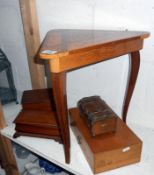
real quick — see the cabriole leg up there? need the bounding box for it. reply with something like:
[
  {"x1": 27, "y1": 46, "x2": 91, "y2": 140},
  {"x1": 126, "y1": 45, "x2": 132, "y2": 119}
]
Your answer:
[{"x1": 122, "y1": 51, "x2": 140, "y2": 123}]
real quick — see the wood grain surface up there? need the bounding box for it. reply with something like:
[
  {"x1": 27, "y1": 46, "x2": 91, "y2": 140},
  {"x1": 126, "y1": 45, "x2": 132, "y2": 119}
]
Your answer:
[{"x1": 39, "y1": 29, "x2": 149, "y2": 72}]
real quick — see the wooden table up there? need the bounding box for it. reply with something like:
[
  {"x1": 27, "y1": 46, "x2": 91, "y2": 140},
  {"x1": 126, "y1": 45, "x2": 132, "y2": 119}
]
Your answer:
[{"x1": 39, "y1": 29, "x2": 149, "y2": 164}]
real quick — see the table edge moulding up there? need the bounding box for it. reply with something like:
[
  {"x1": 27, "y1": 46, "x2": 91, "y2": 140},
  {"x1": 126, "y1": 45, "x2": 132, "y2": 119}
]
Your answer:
[{"x1": 39, "y1": 29, "x2": 150, "y2": 164}]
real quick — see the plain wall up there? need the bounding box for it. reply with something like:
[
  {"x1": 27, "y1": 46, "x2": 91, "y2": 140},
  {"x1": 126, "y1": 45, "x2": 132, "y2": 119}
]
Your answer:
[{"x1": 0, "y1": 0, "x2": 32, "y2": 94}]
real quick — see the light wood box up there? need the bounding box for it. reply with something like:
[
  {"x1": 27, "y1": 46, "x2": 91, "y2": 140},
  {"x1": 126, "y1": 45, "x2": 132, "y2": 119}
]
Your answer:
[{"x1": 69, "y1": 108, "x2": 142, "y2": 174}]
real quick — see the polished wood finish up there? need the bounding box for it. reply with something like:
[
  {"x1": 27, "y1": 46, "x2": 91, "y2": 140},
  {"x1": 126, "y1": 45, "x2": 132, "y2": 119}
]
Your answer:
[
  {"x1": 0, "y1": 103, "x2": 20, "y2": 175},
  {"x1": 82, "y1": 114, "x2": 117, "y2": 137},
  {"x1": 13, "y1": 110, "x2": 61, "y2": 142},
  {"x1": 69, "y1": 108, "x2": 142, "y2": 173},
  {"x1": 52, "y1": 72, "x2": 70, "y2": 163},
  {"x1": 40, "y1": 29, "x2": 149, "y2": 73},
  {"x1": 22, "y1": 88, "x2": 55, "y2": 111},
  {"x1": 14, "y1": 89, "x2": 61, "y2": 142},
  {"x1": 39, "y1": 29, "x2": 149, "y2": 164},
  {"x1": 19, "y1": 0, "x2": 45, "y2": 89},
  {"x1": 122, "y1": 51, "x2": 140, "y2": 122},
  {"x1": 78, "y1": 96, "x2": 118, "y2": 136}
]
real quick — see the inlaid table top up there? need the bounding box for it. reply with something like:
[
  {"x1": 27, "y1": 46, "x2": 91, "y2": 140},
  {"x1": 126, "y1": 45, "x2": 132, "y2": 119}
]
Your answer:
[{"x1": 39, "y1": 29, "x2": 149, "y2": 73}]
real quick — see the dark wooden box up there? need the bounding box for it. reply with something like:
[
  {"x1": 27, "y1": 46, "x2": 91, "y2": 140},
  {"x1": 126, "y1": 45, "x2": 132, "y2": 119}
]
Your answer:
[
  {"x1": 21, "y1": 88, "x2": 55, "y2": 111},
  {"x1": 69, "y1": 108, "x2": 142, "y2": 174},
  {"x1": 13, "y1": 110, "x2": 61, "y2": 143},
  {"x1": 78, "y1": 96, "x2": 117, "y2": 136}
]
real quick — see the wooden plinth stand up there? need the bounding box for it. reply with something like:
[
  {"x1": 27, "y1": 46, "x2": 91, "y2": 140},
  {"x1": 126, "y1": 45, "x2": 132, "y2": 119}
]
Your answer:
[
  {"x1": 13, "y1": 110, "x2": 62, "y2": 143},
  {"x1": 13, "y1": 89, "x2": 62, "y2": 143}
]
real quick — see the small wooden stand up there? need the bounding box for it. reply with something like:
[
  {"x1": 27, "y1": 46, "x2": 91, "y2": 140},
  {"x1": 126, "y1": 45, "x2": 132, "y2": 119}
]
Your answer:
[
  {"x1": 13, "y1": 110, "x2": 62, "y2": 143},
  {"x1": 13, "y1": 89, "x2": 62, "y2": 143}
]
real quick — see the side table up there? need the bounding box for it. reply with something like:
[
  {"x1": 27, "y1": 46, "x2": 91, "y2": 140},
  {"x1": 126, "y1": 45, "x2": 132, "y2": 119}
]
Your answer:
[{"x1": 39, "y1": 29, "x2": 149, "y2": 163}]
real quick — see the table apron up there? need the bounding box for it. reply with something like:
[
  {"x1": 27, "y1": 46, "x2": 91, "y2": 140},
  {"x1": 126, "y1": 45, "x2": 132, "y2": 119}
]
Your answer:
[{"x1": 49, "y1": 38, "x2": 143, "y2": 73}]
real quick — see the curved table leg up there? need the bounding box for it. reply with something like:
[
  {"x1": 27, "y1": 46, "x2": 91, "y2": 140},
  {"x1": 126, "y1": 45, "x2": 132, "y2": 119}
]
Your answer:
[
  {"x1": 52, "y1": 72, "x2": 70, "y2": 164},
  {"x1": 122, "y1": 51, "x2": 140, "y2": 123}
]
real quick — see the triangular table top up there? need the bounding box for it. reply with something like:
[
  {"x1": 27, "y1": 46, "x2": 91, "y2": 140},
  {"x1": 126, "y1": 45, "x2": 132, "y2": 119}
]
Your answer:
[{"x1": 39, "y1": 29, "x2": 149, "y2": 73}]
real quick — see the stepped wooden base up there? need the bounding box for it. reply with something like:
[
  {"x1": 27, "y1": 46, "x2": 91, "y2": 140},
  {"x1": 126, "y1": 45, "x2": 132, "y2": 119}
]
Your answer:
[
  {"x1": 13, "y1": 132, "x2": 62, "y2": 143},
  {"x1": 13, "y1": 110, "x2": 62, "y2": 143},
  {"x1": 69, "y1": 108, "x2": 142, "y2": 174}
]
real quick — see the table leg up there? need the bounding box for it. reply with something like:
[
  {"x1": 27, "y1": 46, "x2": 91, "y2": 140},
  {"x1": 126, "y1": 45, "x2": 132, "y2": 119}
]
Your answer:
[
  {"x1": 52, "y1": 72, "x2": 70, "y2": 164},
  {"x1": 122, "y1": 51, "x2": 140, "y2": 123}
]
